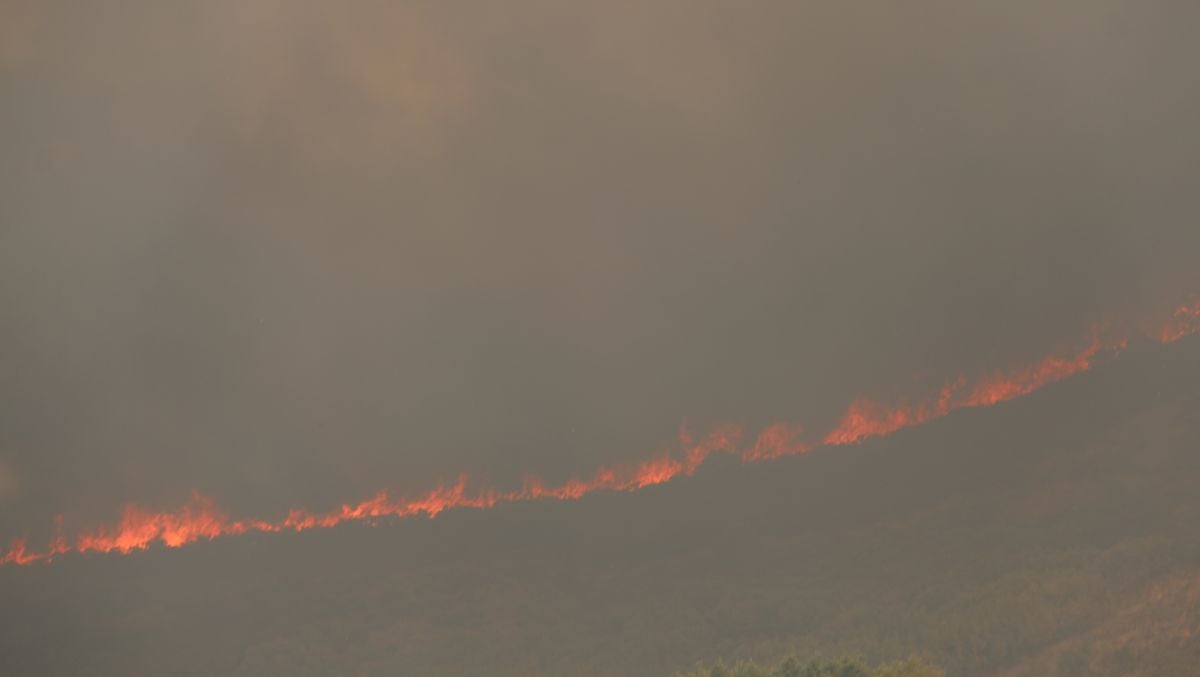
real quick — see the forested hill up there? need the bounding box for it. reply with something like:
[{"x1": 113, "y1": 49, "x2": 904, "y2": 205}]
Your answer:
[
  {"x1": 2, "y1": 336, "x2": 1199, "y2": 676},
  {"x1": 666, "y1": 335, "x2": 1200, "y2": 677}
]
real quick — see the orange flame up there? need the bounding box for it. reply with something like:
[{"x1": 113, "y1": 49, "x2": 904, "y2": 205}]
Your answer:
[
  {"x1": 742, "y1": 423, "x2": 810, "y2": 461},
  {"x1": 0, "y1": 539, "x2": 38, "y2": 566},
  {"x1": 2, "y1": 301, "x2": 1196, "y2": 567},
  {"x1": 1159, "y1": 302, "x2": 1200, "y2": 344},
  {"x1": 822, "y1": 334, "x2": 1118, "y2": 446}
]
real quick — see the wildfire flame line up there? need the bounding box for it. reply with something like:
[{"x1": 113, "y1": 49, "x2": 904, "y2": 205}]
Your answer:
[{"x1": 3, "y1": 301, "x2": 1197, "y2": 567}]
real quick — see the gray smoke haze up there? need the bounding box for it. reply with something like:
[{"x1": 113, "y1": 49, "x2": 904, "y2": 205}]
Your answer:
[{"x1": 2, "y1": 0, "x2": 1199, "y2": 544}]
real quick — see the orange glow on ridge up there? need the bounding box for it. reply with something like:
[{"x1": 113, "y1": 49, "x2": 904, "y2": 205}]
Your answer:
[
  {"x1": 3, "y1": 301, "x2": 1197, "y2": 567},
  {"x1": 822, "y1": 334, "x2": 1117, "y2": 446}
]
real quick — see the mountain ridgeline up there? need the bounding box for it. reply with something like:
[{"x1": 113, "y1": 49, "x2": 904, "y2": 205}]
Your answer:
[{"x1": 1, "y1": 336, "x2": 1198, "y2": 675}]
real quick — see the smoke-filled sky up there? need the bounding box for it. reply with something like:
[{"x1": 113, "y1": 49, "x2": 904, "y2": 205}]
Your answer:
[{"x1": 2, "y1": 0, "x2": 1199, "y2": 550}]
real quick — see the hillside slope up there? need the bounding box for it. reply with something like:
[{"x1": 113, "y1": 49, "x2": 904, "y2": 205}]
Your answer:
[{"x1": 1, "y1": 336, "x2": 1198, "y2": 676}]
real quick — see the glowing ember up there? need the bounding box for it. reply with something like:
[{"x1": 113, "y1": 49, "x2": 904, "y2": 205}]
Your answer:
[{"x1": 1160, "y1": 302, "x2": 1200, "y2": 344}]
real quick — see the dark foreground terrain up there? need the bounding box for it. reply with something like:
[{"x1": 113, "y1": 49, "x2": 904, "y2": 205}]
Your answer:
[{"x1": 2, "y1": 336, "x2": 1199, "y2": 676}]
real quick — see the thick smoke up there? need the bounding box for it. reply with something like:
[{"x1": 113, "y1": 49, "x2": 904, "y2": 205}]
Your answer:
[{"x1": 2, "y1": 0, "x2": 1200, "y2": 547}]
